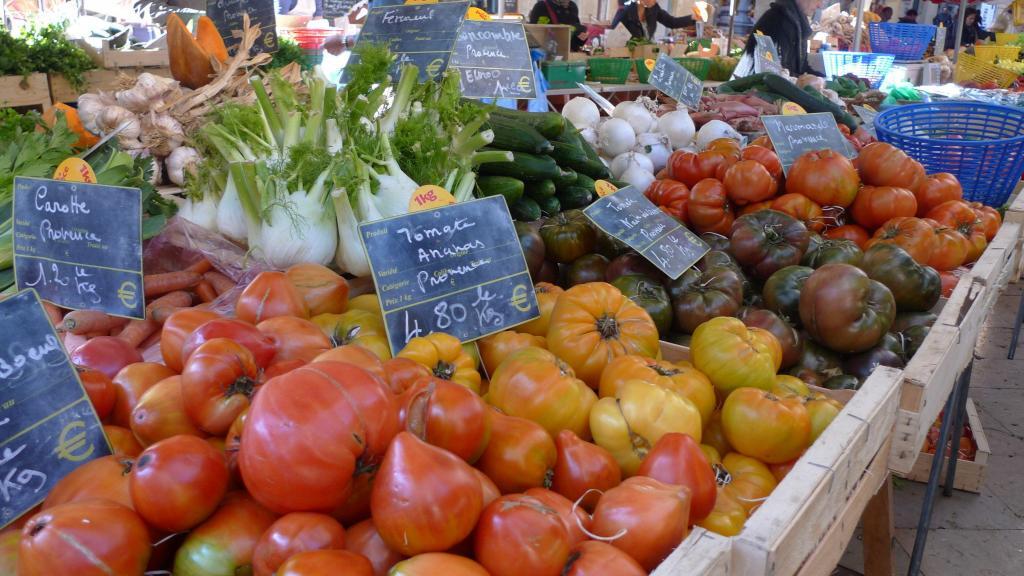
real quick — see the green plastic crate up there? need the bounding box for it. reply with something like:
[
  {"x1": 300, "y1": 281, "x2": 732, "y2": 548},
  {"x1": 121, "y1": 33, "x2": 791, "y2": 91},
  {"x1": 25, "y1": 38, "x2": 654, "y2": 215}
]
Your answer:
[
  {"x1": 635, "y1": 58, "x2": 653, "y2": 83},
  {"x1": 542, "y1": 60, "x2": 587, "y2": 89},
  {"x1": 588, "y1": 57, "x2": 632, "y2": 84},
  {"x1": 675, "y1": 57, "x2": 711, "y2": 81}
]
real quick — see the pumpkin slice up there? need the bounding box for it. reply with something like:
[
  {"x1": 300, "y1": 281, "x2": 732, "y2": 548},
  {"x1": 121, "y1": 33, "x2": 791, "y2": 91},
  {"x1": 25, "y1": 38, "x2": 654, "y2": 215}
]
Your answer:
[
  {"x1": 195, "y1": 16, "x2": 229, "y2": 64},
  {"x1": 44, "y1": 103, "x2": 100, "y2": 148},
  {"x1": 167, "y1": 13, "x2": 214, "y2": 90}
]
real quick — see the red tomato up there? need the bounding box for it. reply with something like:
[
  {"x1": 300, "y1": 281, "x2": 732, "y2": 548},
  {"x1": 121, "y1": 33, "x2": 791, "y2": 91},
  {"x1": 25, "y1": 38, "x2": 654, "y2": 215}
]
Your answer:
[
  {"x1": 258, "y1": 316, "x2": 332, "y2": 364},
  {"x1": 474, "y1": 494, "x2": 571, "y2": 576},
  {"x1": 344, "y1": 519, "x2": 406, "y2": 576},
  {"x1": 850, "y1": 186, "x2": 918, "y2": 230},
  {"x1": 723, "y1": 160, "x2": 778, "y2": 206},
  {"x1": 397, "y1": 376, "x2": 491, "y2": 463},
  {"x1": 110, "y1": 362, "x2": 176, "y2": 428},
  {"x1": 687, "y1": 178, "x2": 735, "y2": 235},
  {"x1": 182, "y1": 318, "x2": 277, "y2": 369},
  {"x1": 276, "y1": 550, "x2": 373, "y2": 576},
  {"x1": 181, "y1": 338, "x2": 259, "y2": 435},
  {"x1": 0, "y1": 528, "x2": 17, "y2": 576},
  {"x1": 70, "y1": 336, "x2": 143, "y2": 379},
  {"x1": 261, "y1": 358, "x2": 307, "y2": 382},
  {"x1": 332, "y1": 472, "x2": 373, "y2": 526},
  {"x1": 130, "y1": 375, "x2": 205, "y2": 446},
  {"x1": 925, "y1": 222, "x2": 970, "y2": 271},
  {"x1": 786, "y1": 150, "x2": 860, "y2": 208},
  {"x1": 971, "y1": 202, "x2": 1001, "y2": 241},
  {"x1": 824, "y1": 224, "x2": 870, "y2": 248},
  {"x1": 43, "y1": 455, "x2": 134, "y2": 510},
  {"x1": 253, "y1": 513, "x2": 347, "y2": 576},
  {"x1": 636, "y1": 432, "x2": 717, "y2": 522},
  {"x1": 474, "y1": 468, "x2": 501, "y2": 507},
  {"x1": 940, "y1": 270, "x2": 960, "y2": 297},
  {"x1": 524, "y1": 488, "x2": 591, "y2": 546},
  {"x1": 76, "y1": 366, "x2": 115, "y2": 421},
  {"x1": 551, "y1": 429, "x2": 622, "y2": 511},
  {"x1": 314, "y1": 345, "x2": 386, "y2": 380},
  {"x1": 129, "y1": 434, "x2": 229, "y2": 532},
  {"x1": 389, "y1": 553, "x2": 489, "y2": 575},
  {"x1": 224, "y1": 409, "x2": 247, "y2": 489},
  {"x1": 371, "y1": 432, "x2": 483, "y2": 555},
  {"x1": 914, "y1": 173, "x2": 963, "y2": 216},
  {"x1": 667, "y1": 151, "x2": 720, "y2": 187},
  {"x1": 645, "y1": 179, "x2": 691, "y2": 224},
  {"x1": 19, "y1": 500, "x2": 150, "y2": 575},
  {"x1": 857, "y1": 141, "x2": 926, "y2": 191},
  {"x1": 771, "y1": 193, "x2": 825, "y2": 233},
  {"x1": 741, "y1": 145, "x2": 783, "y2": 179},
  {"x1": 241, "y1": 362, "x2": 398, "y2": 514},
  {"x1": 382, "y1": 357, "x2": 432, "y2": 395},
  {"x1": 590, "y1": 477, "x2": 690, "y2": 571},
  {"x1": 236, "y1": 270, "x2": 309, "y2": 323},
  {"x1": 103, "y1": 425, "x2": 143, "y2": 458},
  {"x1": 562, "y1": 541, "x2": 646, "y2": 576},
  {"x1": 160, "y1": 309, "x2": 220, "y2": 372},
  {"x1": 285, "y1": 263, "x2": 350, "y2": 316},
  {"x1": 173, "y1": 492, "x2": 278, "y2": 575},
  {"x1": 477, "y1": 409, "x2": 557, "y2": 494},
  {"x1": 866, "y1": 216, "x2": 937, "y2": 265}
]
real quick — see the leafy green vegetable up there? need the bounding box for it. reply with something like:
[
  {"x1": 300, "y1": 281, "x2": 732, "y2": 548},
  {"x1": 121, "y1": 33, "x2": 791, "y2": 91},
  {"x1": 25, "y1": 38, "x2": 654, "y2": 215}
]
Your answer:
[
  {"x1": 0, "y1": 23, "x2": 95, "y2": 90},
  {"x1": 269, "y1": 37, "x2": 311, "y2": 71},
  {"x1": 0, "y1": 108, "x2": 40, "y2": 142}
]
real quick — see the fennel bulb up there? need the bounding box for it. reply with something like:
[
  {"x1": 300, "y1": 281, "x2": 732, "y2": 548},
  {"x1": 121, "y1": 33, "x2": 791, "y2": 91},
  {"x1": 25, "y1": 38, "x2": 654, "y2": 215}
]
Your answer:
[
  {"x1": 261, "y1": 192, "x2": 337, "y2": 268},
  {"x1": 178, "y1": 196, "x2": 219, "y2": 232},
  {"x1": 333, "y1": 189, "x2": 371, "y2": 277},
  {"x1": 217, "y1": 172, "x2": 248, "y2": 245}
]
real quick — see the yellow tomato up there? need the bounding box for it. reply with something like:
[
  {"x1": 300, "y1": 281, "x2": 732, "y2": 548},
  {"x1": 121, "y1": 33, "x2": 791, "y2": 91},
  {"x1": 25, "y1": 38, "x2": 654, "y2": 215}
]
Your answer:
[
  {"x1": 398, "y1": 333, "x2": 481, "y2": 394},
  {"x1": 721, "y1": 388, "x2": 811, "y2": 464},
  {"x1": 598, "y1": 355, "x2": 716, "y2": 426},
  {"x1": 691, "y1": 317, "x2": 781, "y2": 395},
  {"x1": 310, "y1": 309, "x2": 391, "y2": 360}
]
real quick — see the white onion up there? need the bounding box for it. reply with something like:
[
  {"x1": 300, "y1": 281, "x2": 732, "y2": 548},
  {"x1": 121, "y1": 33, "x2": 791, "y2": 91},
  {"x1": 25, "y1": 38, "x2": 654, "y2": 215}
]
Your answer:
[
  {"x1": 562, "y1": 97, "x2": 601, "y2": 129},
  {"x1": 612, "y1": 101, "x2": 655, "y2": 135},
  {"x1": 620, "y1": 165, "x2": 656, "y2": 191},
  {"x1": 658, "y1": 111, "x2": 696, "y2": 149},
  {"x1": 695, "y1": 120, "x2": 742, "y2": 150},
  {"x1": 579, "y1": 127, "x2": 598, "y2": 147},
  {"x1": 610, "y1": 151, "x2": 654, "y2": 179},
  {"x1": 598, "y1": 118, "x2": 636, "y2": 158},
  {"x1": 634, "y1": 133, "x2": 671, "y2": 172}
]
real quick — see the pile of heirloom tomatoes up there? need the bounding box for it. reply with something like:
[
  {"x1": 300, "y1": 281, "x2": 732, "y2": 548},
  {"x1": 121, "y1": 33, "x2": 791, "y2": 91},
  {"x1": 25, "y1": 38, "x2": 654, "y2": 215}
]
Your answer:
[{"x1": 6, "y1": 260, "x2": 846, "y2": 576}]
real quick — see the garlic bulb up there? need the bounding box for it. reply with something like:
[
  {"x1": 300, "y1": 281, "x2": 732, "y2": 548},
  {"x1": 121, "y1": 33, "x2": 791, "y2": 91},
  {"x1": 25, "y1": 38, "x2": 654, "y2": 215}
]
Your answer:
[
  {"x1": 141, "y1": 113, "x2": 185, "y2": 157},
  {"x1": 166, "y1": 146, "x2": 201, "y2": 186},
  {"x1": 97, "y1": 106, "x2": 141, "y2": 140},
  {"x1": 76, "y1": 94, "x2": 106, "y2": 134},
  {"x1": 116, "y1": 74, "x2": 180, "y2": 113}
]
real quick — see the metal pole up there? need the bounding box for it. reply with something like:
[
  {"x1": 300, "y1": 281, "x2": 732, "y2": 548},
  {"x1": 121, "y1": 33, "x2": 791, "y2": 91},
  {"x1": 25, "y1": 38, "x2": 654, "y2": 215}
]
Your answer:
[
  {"x1": 726, "y1": 0, "x2": 736, "y2": 54},
  {"x1": 953, "y1": 0, "x2": 969, "y2": 64},
  {"x1": 853, "y1": 0, "x2": 868, "y2": 51}
]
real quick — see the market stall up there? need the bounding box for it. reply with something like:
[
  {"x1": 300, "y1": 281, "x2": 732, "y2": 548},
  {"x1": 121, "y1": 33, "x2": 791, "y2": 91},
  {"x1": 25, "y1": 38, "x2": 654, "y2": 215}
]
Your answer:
[{"x1": 1, "y1": 2, "x2": 1022, "y2": 576}]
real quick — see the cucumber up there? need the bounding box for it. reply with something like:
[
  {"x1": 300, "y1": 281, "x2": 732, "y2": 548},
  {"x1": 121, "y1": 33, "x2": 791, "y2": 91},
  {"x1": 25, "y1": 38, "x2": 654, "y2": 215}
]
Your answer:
[
  {"x1": 477, "y1": 150, "x2": 562, "y2": 181},
  {"x1": 510, "y1": 197, "x2": 542, "y2": 221},
  {"x1": 477, "y1": 175, "x2": 524, "y2": 204},
  {"x1": 719, "y1": 72, "x2": 768, "y2": 93},
  {"x1": 549, "y1": 142, "x2": 609, "y2": 179},
  {"x1": 525, "y1": 179, "x2": 557, "y2": 199},
  {"x1": 762, "y1": 74, "x2": 858, "y2": 130},
  {"x1": 536, "y1": 195, "x2": 561, "y2": 216},
  {"x1": 485, "y1": 115, "x2": 553, "y2": 154},
  {"x1": 557, "y1": 187, "x2": 594, "y2": 209},
  {"x1": 488, "y1": 108, "x2": 566, "y2": 140},
  {"x1": 556, "y1": 123, "x2": 608, "y2": 171},
  {"x1": 552, "y1": 168, "x2": 579, "y2": 188},
  {"x1": 574, "y1": 173, "x2": 596, "y2": 192}
]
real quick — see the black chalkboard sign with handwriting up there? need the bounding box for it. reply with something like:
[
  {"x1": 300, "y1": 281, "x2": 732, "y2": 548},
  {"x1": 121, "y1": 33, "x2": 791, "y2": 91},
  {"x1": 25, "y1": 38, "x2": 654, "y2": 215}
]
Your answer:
[
  {"x1": 583, "y1": 186, "x2": 709, "y2": 280},
  {"x1": 343, "y1": 1, "x2": 469, "y2": 84},
  {"x1": 206, "y1": 0, "x2": 278, "y2": 55},
  {"x1": 359, "y1": 195, "x2": 539, "y2": 355},
  {"x1": 0, "y1": 289, "x2": 110, "y2": 529},
  {"x1": 762, "y1": 112, "x2": 856, "y2": 174},
  {"x1": 13, "y1": 177, "x2": 145, "y2": 319},
  {"x1": 449, "y1": 20, "x2": 536, "y2": 99},
  {"x1": 753, "y1": 33, "x2": 784, "y2": 74},
  {"x1": 323, "y1": 0, "x2": 358, "y2": 19},
  {"x1": 649, "y1": 53, "x2": 703, "y2": 110}
]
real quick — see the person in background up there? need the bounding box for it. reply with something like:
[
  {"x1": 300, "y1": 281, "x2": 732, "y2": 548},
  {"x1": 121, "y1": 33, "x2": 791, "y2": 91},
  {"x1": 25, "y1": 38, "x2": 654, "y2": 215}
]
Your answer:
[
  {"x1": 611, "y1": 0, "x2": 703, "y2": 41},
  {"x1": 610, "y1": 0, "x2": 629, "y2": 29},
  {"x1": 898, "y1": 8, "x2": 918, "y2": 24},
  {"x1": 933, "y1": 4, "x2": 957, "y2": 51},
  {"x1": 879, "y1": 6, "x2": 893, "y2": 22},
  {"x1": 961, "y1": 6, "x2": 995, "y2": 46},
  {"x1": 745, "y1": 0, "x2": 822, "y2": 76},
  {"x1": 529, "y1": 0, "x2": 589, "y2": 51}
]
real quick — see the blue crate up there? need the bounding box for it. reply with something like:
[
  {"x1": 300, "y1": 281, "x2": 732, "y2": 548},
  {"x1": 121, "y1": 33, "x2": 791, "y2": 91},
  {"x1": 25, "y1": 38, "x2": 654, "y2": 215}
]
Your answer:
[
  {"x1": 869, "y1": 23, "x2": 936, "y2": 62},
  {"x1": 822, "y1": 51, "x2": 896, "y2": 88},
  {"x1": 874, "y1": 102, "x2": 1024, "y2": 207}
]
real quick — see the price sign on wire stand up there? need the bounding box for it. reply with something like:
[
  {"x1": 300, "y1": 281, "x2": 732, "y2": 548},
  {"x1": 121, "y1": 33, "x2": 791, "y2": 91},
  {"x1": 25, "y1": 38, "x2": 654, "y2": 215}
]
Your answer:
[
  {"x1": 206, "y1": 0, "x2": 278, "y2": 54},
  {"x1": 0, "y1": 289, "x2": 110, "y2": 529},
  {"x1": 583, "y1": 186, "x2": 709, "y2": 280},
  {"x1": 449, "y1": 20, "x2": 537, "y2": 99},
  {"x1": 359, "y1": 195, "x2": 540, "y2": 356},
  {"x1": 762, "y1": 112, "x2": 856, "y2": 174},
  {"x1": 753, "y1": 33, "x2": 784, "y2": 74},
  {"x1": 648, "y1": 53, "x2": 703, "y2": 110},
  {"x1": 12, "y1": 177, "x2": 145, "y2": 319}
]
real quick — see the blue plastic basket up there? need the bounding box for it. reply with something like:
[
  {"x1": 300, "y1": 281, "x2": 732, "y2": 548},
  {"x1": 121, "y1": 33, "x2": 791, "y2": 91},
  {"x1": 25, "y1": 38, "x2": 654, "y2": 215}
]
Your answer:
[
  {"x1": 874, "y1": 102, "x2": 1024, "y2": 207},
  {"x1": 868, "y1": 23, "x2": 936, "y2": 62},
  {"x1": 821, "y1": 51, "x2": 896, "y2": 88}
]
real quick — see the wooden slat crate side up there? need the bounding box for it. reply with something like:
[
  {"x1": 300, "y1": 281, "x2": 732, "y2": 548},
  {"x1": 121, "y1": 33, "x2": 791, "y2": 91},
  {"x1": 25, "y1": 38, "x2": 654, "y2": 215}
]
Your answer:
[
  {"x1": 969, "y1": 223, "x2": 1021, "y2": 305},
  {"x1": 795, "y1": 438, "x2": 892, "y2": 576},
  {"x1": 653, "y1": 528, "x2": 732, "y2": 576},
  {"x1": 49, "y1": 68, "x2": 174, "y2": 103},
  {"x1": 0, "y1": 73, "x2": 52, "y2": 112},
  {"x1": 903, "y1": 399, "x2": 990, "y2": 493},
  {"x1": 731, "y1": 367, "x2": 902, "y2": 576}
]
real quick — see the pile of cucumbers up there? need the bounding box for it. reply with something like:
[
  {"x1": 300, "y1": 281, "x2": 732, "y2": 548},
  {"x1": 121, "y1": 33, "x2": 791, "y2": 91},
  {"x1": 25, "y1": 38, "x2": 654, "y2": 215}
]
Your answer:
[
  {"x1": 717, "y1": 72, "x2": 858, "y2": 130},
  {"x1": 474, "y1": 107, "x2": 614, "y2": 221}
]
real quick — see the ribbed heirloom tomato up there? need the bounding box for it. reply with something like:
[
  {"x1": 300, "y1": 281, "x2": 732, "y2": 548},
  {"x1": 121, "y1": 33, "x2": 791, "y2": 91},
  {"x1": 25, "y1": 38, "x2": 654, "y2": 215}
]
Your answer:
[
  {"x1": 741, "y1": 144, "x2": 783, "y2": 179},
  {"x1": 284, "y1": 262, "x2": 350, "y2": 316},
  {"x1": 252, "y1": 513, "x2": 347, "y2": 576},
  {"x1": 850, "y1": 186, "x2": 918, "y2": 230},
  {"x1": 687, "y1": 178, "x2": 735, "y2": 235},
  {"x1": 866, "y1": 216, "x2": 937, "y2": 265},
  {"x1": 722, "y1": 388, "x2": 811, "y2": 463},
  {"x1": 645, "y1": 178, "x2": 691, "y2": 223},
  {"x1": 398, "y1": 332, "x2": 481, "y2": 393},
  {"x1": 477, "y1": 330, "x2": 547, "y2": 377},
  {"x1": 724, "y1": 159, "x2": 778, "y2": 206},
  {"x1": 160, "y1": 309, "x2": 220, "y2": 372},
  {"x1": 598, "y1": 354, "x2": 715, "y2": 424},
  {"x1": 397, "y1": 375, "x2": 491, "y2": 463},
  {"x1": 771, "y1": 193, "x2": 824, "y2": 233},
  {"x1": 181, "y1": 338, "x2": 259, "y2": 435},
  {"x1": 857, "y1": 141, "x2": 926, "y2": 191},
  {"x1": 690, "y1": 316, "x2": 782, "y2": 394},
  {"x1": 786, "y1": 149, "x2": 860, "y2": 208},
  {"x1": 914, "y1": 173, "x2": 962, "y2": 216},
  {"x1": 519, "y1": 282, "x2": 564, "y2": 336},
  {"x1": 474, "y1": 494, "x2": 571, "y2": 576},
  {"x1": 236, "y1": 270, "x2": 308, "y2": 323},
  {"x1": 182, "y1": 318, "x2": 277, "y2": 368},
  {"x1": 258, "y1": 316, "x2": 332, "y2": 364}
]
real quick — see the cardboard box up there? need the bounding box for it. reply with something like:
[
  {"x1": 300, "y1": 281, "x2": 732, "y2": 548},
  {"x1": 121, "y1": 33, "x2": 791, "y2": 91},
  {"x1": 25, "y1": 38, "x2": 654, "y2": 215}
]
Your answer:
[{"x1": 524, "y1": 24, "x2": 572, "y2": 60}]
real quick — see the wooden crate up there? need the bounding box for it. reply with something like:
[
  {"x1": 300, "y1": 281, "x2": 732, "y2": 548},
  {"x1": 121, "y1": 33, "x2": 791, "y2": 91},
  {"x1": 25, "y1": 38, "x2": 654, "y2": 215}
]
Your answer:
[
  {"x1": 48, "y1": 68, "x2": 173, "y2": 104},
  {"x1": 1003, "y1": 187, "x2": 1024, "y2": 281},
  {"x1": 0, "y1": 73, "x2": 52, "y2": 113},
  {"x1": 77, "y1": 39, "x2": 169, "y2": 69},
  {"x1": 904, "y1": 398, "x2": 990, "y2": 493},
  {"x1": 654, "y1": 340, "x2": 903, "y2": 575},
  {"x1": 889, "y1": 221, "x2": 1022, "y2": 475}
]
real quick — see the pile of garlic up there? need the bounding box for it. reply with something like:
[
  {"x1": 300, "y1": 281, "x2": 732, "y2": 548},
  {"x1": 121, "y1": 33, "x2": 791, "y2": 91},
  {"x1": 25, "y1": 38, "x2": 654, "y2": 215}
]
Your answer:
[{"x1": 77, "y1": 73, "x2": 201, "y2": 187}]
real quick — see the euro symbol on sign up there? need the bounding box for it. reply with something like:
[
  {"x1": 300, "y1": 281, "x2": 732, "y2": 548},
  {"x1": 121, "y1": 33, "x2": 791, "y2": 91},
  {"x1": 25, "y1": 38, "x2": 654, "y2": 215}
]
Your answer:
[
  {"x1": 511, "y1": 284, "x2": 530, "y2": 312},
  {"x1": 55, "y1": 420, "x2": 94, "y2": 462},
  {"x1": 118, "y1": 281, "x2": 138, "y2": 309},
  {"x1": 517, "y1": 75, "x2": 532, "y2": 92},
  {"x1": 426, "y1": 58, "x2": 444, "y2": 78}
]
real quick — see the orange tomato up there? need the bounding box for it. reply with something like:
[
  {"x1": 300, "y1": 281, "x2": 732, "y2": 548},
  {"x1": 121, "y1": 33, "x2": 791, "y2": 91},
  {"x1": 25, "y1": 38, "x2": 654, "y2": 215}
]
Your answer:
[
  {"x1": 285, "y1": 263, "x2": 350, "y2": 316},
  {"x1": 925, "y1": 221, "x2": 970, "y2": 271},
  {"x1": 723, "y1": 160, "x2": 778, "y2": 206},
  {"x1": 970, "y1": 202, "x2": 1001, "y2": 241},
  {"x1": 477, "y1": 330, "x2": 547, "y2": 376},
  {"x1": 850, "y1": 186, "x2": 919, "y2": 230},
  {"x1": 398, "y1": 332, "x2": 481, "y2": 394},
  {"x1": 518, "y1": 282, "x2": 564, "y2": 337},
  {"x1": 687, "y1": 178, "x2": 735, "y2": 235},
  {"x1": 598, "y1": 355, "x2": 715, "y2": 425},
  {"x1": 866, "y1": 216, "x2": 937, "y2": 265},
  {"x1": 914, "y1": 173, "x2": 962, "y2": 216},
  {"x1": 771, "y1": 193, "x2": 825, "y2": 233},
  {"x1": 824, "y1": 224, "x2": 870, "y2": 248},
  {"x1": 236, "y1": 271, "x2": 309, "y2": 323},
  {"x1": 741, "y1": 145, "x2": 783, "y2": 179},
  {"x1": 721, "y1": 387, "x2": 811, "y2": 464}
]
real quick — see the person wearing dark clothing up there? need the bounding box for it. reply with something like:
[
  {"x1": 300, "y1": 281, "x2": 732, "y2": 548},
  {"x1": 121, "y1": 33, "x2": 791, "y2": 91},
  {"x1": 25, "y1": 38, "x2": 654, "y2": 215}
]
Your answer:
[
  {"x1": 933, "y1": 6, "x2": 957, "y2": 51},
  {"x1": 961, "y1": 7, "x2": 995, "y2": 46},
  {"x1": 529, "y1": 0, "x2": 589, "y2": 51},
  {"x1": 879, "y1": 7, "x2": 893, "y2": 22},
  {"x1": 898, "y1": 9, "x2": 918, "y2": 24},
  {"x1": 745, "y1": 0, "x2": 821, "y2": 75},
  {"x1": 610, "y1": 0, "x2": 695, "y2": 41}
]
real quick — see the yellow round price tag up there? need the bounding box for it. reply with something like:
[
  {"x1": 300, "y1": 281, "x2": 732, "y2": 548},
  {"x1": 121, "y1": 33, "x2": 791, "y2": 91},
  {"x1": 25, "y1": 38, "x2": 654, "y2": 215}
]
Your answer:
[
  {"x1": 782, "y1": 102, "x2": 807, "y2": 116},
  {"x1": 644, "y1": 59, "x2": 656, "y2": 72},
  {"x1": 52, "y1": 157, "x2": 97, "y2": 183},
  {"x1": 595, "y1": 180, "x2": 619, "y2": 197},
  {"x1": 862, "y1": 104, "x2": 877, "y2": 112},
  {"x1": 466, "y1": 6, "x2": 491, "y2": 20},
  {"x1": 409, "y1": 185, "x2": 456, "y2": 212}
]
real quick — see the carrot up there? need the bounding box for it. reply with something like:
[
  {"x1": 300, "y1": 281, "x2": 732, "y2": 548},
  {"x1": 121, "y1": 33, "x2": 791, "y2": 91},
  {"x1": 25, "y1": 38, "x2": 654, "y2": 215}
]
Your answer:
[
  {"x1": 118, "y1": 319, "x2": 158, "y2": 348},
  {"x1": 203, "y1": 271, "x2": 236, "y2": 295},
  {"x1": 139, "y1": 330, "x2": 163, "y2": 350},
  {"x1": 144, "y1": 271, "x2": 202, "y2": 297},
  {"x1": 62, "y1": 310, "x2": 129, "y2": 335},
  {"x1": 146, "y1": 291, "x2": 194, "y2": 324},
  {"x1": 42, "y1": 301, "x2": 64, "y2": 327},
  {"x1": 195, "y1": 280, "x2": 217, "y2": 303},
  {"x1": 151, "y1": 305, "x2": 187, "y2": 324},
  {"x1": 83, "y1": 330, "x2": 110, "y2": 339},
  {"x1": 186, "y1": 259, "x2": 213, "y2": 274}
]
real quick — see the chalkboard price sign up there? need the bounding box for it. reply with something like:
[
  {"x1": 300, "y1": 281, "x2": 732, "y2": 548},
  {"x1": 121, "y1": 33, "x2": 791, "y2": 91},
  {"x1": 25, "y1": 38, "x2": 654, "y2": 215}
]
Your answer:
[
  {"x1": 648, "y1": 53, "x2": 703, "y2": 110},
  {"x1": 449, "y1": 20, "x2": 536, "y2": 99},
  {"x1": 762, "y1": 112, "x2": 856, "y2": 174},
  {"x1": 359, "y1": 195, "x2": 540, "y2": 355},
  {"x1": 583, "y1": 186, "x2": 709, "y2": 280},
  {"x1": 0, "y1": 289, "x2": 110, "y2": 529},
  {"x1": 13, "y1": 177, "x2": 145, "y2": 319},
  {"x1": 344, "y1": 1, "x2": 469, "y2": 83},
  {"x1": 753, "y1": 34, "x2": 784, "y2": 74},
  {"x1": 854, "y1": 105, "x2": 878, "y2": 137},
  {"x1": 206, "y1": 0, "x2": 278, "y2": 55},
  {"x1": 323, "y1": 0, "x2": 359, "y2": 20}
]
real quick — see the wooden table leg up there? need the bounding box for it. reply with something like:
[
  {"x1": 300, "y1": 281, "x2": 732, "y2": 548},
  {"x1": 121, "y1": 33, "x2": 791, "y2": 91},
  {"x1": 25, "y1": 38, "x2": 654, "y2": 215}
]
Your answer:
[{"x1": 862, "y1": 472, "x2": 894, "y2": 576}]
